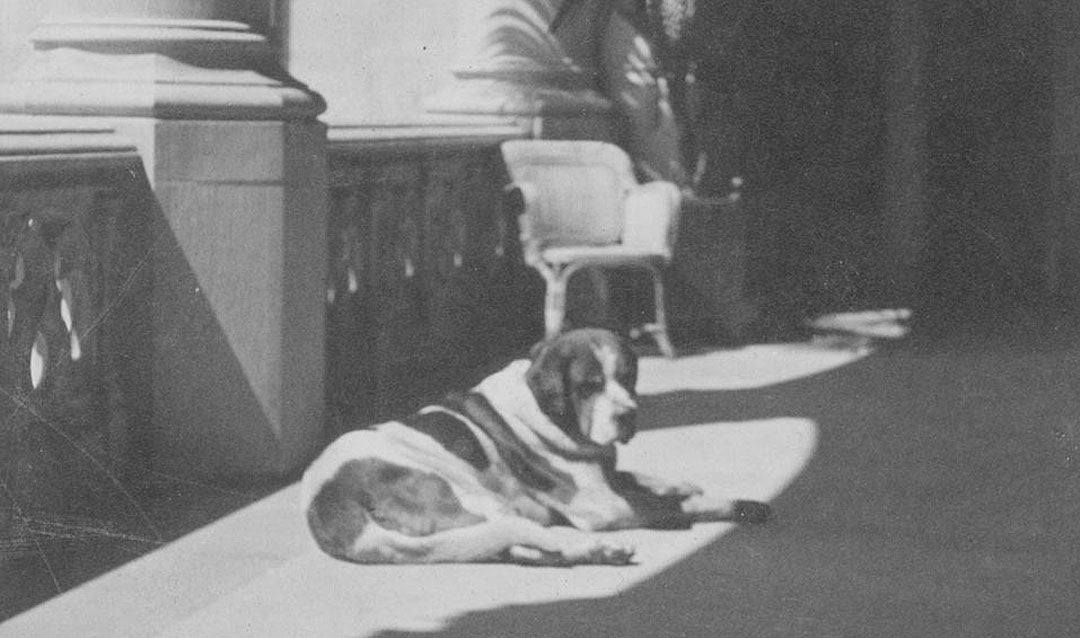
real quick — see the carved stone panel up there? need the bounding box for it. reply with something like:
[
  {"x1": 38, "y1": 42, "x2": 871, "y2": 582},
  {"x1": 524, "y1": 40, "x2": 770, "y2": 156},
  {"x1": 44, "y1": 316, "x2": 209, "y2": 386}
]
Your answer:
[
  {"x1": 0, "y1": 169, "x2": 152, "y2": 580},
  {"x1": 326, "y1": 142, "x2": 538, "y2": 425}
]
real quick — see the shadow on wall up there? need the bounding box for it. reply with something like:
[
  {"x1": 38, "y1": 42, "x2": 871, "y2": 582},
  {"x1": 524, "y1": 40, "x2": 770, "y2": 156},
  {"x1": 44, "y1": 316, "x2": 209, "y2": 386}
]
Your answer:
[{"x1": 147, "y1": 195, "x2": 291, "y2": 479}]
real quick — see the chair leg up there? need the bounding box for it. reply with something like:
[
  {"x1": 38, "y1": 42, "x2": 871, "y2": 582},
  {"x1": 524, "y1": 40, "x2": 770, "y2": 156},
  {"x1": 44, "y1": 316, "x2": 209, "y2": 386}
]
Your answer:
[
  {"x1": 585, "y1": 268, "x2": 612, "y2": 329},
  {"x1": 648, "y1": 265, "x2": 676, "y2": 358},
  {"x1": 543, "y1": 271, "x2": 568, "y2": 341}
]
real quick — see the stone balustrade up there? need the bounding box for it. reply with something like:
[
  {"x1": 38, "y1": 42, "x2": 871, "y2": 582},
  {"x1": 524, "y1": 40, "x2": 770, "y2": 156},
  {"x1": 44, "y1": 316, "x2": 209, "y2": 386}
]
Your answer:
[
  {"x1": 0, "y1": 116, "x2": 155, "y2": 596},
  {"x1": 324, "y1": 122, "x2": 541, "y2": 427},
  {"x1": 0, "y1": 115, "x2": 550, "y2": 493}
]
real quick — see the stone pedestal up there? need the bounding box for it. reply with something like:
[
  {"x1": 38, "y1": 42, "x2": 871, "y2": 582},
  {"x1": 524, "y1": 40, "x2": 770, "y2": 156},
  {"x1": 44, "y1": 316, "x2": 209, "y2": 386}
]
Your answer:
[
  {"x1": 424, "y1": 0, "x2": 613, "y2": 140},
  {"x1": 0, "y1": 3, "x2": 328, "y2": 478}
]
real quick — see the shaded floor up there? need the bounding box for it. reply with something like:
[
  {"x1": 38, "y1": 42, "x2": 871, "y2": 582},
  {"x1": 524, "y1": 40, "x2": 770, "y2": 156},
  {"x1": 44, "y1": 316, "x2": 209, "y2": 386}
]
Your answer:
[{"x1": 0, "y1": 466, "x2": 284, "y2": 621}]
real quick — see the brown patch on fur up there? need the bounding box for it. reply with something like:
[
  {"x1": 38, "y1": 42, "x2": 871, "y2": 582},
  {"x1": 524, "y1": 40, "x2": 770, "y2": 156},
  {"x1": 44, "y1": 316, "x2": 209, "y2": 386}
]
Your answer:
[{"x1": 307, "y1": 459, "x2": 485, "y2": 559}]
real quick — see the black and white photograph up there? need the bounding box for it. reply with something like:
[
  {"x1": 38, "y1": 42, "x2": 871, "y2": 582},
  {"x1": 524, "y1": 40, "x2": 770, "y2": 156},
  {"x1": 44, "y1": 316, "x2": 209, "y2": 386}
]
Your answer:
[{"x1": 0, "y1": 1, "x2": 1077, "y2": 636}]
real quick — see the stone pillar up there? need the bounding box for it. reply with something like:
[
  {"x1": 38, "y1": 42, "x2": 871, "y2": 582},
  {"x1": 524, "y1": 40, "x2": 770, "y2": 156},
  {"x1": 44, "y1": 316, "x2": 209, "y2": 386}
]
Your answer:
[
  {"x1": 424, "y1": 0, "x2": 613, "y2": 140},
  {"x1": 0, "y1": 0, "x2": 328, "y2": 478}
]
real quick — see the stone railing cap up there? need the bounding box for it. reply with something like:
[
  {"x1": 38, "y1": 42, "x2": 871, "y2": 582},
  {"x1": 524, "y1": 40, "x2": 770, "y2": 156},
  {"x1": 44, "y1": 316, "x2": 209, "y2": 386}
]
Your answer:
[
  {"x1": 0, "y1": 114, "x2": 138, "y2": 171},
  {"x1": 327, "y1": 116, "x2": 527, "y2": 153}
]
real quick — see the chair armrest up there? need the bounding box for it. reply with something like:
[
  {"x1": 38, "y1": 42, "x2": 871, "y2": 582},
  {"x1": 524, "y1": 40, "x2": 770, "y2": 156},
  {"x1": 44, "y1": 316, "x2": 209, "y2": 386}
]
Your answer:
[
  {"x1": 621, "y1": 181, "x2": 682, "y2": 259},
  {"x1": 502, "y1": 181, "x2": 544, "y2": 267}
]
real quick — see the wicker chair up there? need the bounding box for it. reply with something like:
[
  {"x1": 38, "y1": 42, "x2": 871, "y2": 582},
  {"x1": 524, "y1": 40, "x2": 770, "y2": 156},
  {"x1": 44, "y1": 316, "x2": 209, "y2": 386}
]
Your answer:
[{"x1": 501, "y1": 140, "x2": 681, "y2": 357}]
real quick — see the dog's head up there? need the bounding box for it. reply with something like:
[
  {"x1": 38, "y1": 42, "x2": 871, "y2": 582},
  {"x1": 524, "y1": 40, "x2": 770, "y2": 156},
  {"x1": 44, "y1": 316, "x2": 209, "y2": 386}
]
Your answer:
[{"x1": 526, "y1": 329, "x2": 639, "y2": 447}]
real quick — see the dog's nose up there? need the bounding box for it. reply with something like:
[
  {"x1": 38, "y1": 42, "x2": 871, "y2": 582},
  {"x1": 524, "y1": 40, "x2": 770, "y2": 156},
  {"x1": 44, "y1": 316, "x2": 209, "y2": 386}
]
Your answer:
[{"x1": 607, "y1": 383, "x2": 637, "y2": 413}]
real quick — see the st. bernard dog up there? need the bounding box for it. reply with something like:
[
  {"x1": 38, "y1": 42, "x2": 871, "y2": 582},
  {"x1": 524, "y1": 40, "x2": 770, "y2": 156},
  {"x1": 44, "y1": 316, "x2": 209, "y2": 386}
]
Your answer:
[{"x1": 302, "y1": 328, "x2": 770, "y2": 566}]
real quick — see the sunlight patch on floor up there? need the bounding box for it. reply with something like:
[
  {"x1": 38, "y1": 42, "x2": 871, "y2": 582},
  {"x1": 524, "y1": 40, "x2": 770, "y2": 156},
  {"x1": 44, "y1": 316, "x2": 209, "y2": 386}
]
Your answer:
[
  {"x1": 158, "y1": 419, "x2": 818, "y2": 637},
  {"x1": 637, "y1": 342, "x2": 871, "y2": 395}
]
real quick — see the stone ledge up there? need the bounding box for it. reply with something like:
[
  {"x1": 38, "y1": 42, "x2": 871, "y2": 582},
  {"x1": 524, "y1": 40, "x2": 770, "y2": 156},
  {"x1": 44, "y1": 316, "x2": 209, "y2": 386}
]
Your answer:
[
  {"x1": 0, "y1": 18, "x2": 325, "y2": 121},
  {"x1": 31, "y1": 18, "x2": 264, "y2": 47},
  {"x1": 0, "y1": 115, "x2": 139, "y2": 176},
  {"x1": 327, "y1": 118, "x2": 527, "y2": 156}
]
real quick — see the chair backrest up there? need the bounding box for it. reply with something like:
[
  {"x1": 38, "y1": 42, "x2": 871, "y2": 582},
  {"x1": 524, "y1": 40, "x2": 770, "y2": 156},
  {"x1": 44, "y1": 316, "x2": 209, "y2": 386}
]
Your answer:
[{"x1": 501, "y1": 140, "x2": 638, "y2": 247}]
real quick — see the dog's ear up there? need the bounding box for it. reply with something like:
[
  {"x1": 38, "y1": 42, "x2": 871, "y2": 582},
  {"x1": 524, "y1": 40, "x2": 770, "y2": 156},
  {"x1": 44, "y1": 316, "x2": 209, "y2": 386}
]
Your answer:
[
  {"x1": 617, "y1": 336, "x2": 639, "y2": 391},
  {"x1": 526, "y1": 341, "x2": 570, "y2": 425},
  {"x1": 528, "y1": 338, "x2": 550, "y2": 361}
]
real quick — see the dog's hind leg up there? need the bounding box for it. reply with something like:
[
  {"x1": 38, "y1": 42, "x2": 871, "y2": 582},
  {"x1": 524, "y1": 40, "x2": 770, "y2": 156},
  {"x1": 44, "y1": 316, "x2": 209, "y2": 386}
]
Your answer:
[
  {"x1": 353, "y1": 518, "x2": 634, "y2": 566},
  {"x1": 503, "y1": 524, "x2": 635, "y2": 566}
]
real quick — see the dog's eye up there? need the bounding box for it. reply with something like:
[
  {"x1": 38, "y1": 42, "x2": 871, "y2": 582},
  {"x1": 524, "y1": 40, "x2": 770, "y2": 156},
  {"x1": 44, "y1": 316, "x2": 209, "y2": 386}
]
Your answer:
[{"x1": 579, "y1": 376, "x2": 604, "y2": 393}]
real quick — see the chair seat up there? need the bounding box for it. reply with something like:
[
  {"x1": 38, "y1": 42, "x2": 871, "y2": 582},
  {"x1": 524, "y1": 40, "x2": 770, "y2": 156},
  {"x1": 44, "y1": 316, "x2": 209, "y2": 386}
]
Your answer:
[{"x1": 541, "y1": 245, "x2": 668, "y2": 266}]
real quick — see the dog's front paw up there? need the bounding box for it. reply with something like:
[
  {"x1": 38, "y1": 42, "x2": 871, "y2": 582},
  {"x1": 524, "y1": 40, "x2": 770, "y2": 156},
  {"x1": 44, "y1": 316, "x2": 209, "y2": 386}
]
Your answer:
[
  {"x1": 570, "y1": 537, "x2": 635, "y2": 566},
  {"x1": 732, "y1": 500, "x2": 771, "y2": 524},
  {"x1": 680, "y1": 495, "x2": 772, "y2": 524},
  {"x1": 661, "y1": 481, "x2": 705, "y2": 499},
  {"x1": 632, "y1": 473, "x2": 704, "y2": 500}
]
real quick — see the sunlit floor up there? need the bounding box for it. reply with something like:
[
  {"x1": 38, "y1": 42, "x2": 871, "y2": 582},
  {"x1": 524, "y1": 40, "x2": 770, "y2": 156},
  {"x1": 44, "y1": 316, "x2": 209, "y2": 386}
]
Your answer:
[{"x1": 4, "y1": 322, "x2": 1080, "y2": 637}]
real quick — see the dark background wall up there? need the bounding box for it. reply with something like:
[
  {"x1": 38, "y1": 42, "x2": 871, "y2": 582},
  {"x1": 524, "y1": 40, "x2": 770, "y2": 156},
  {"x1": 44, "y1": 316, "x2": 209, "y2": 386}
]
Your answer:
[
  {"x1": 922, "y1": 1, "x2": 1051, "y2": 328},
  {"x1": 688, "y1": 0, "x2": 1053, "y2": 335}
]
